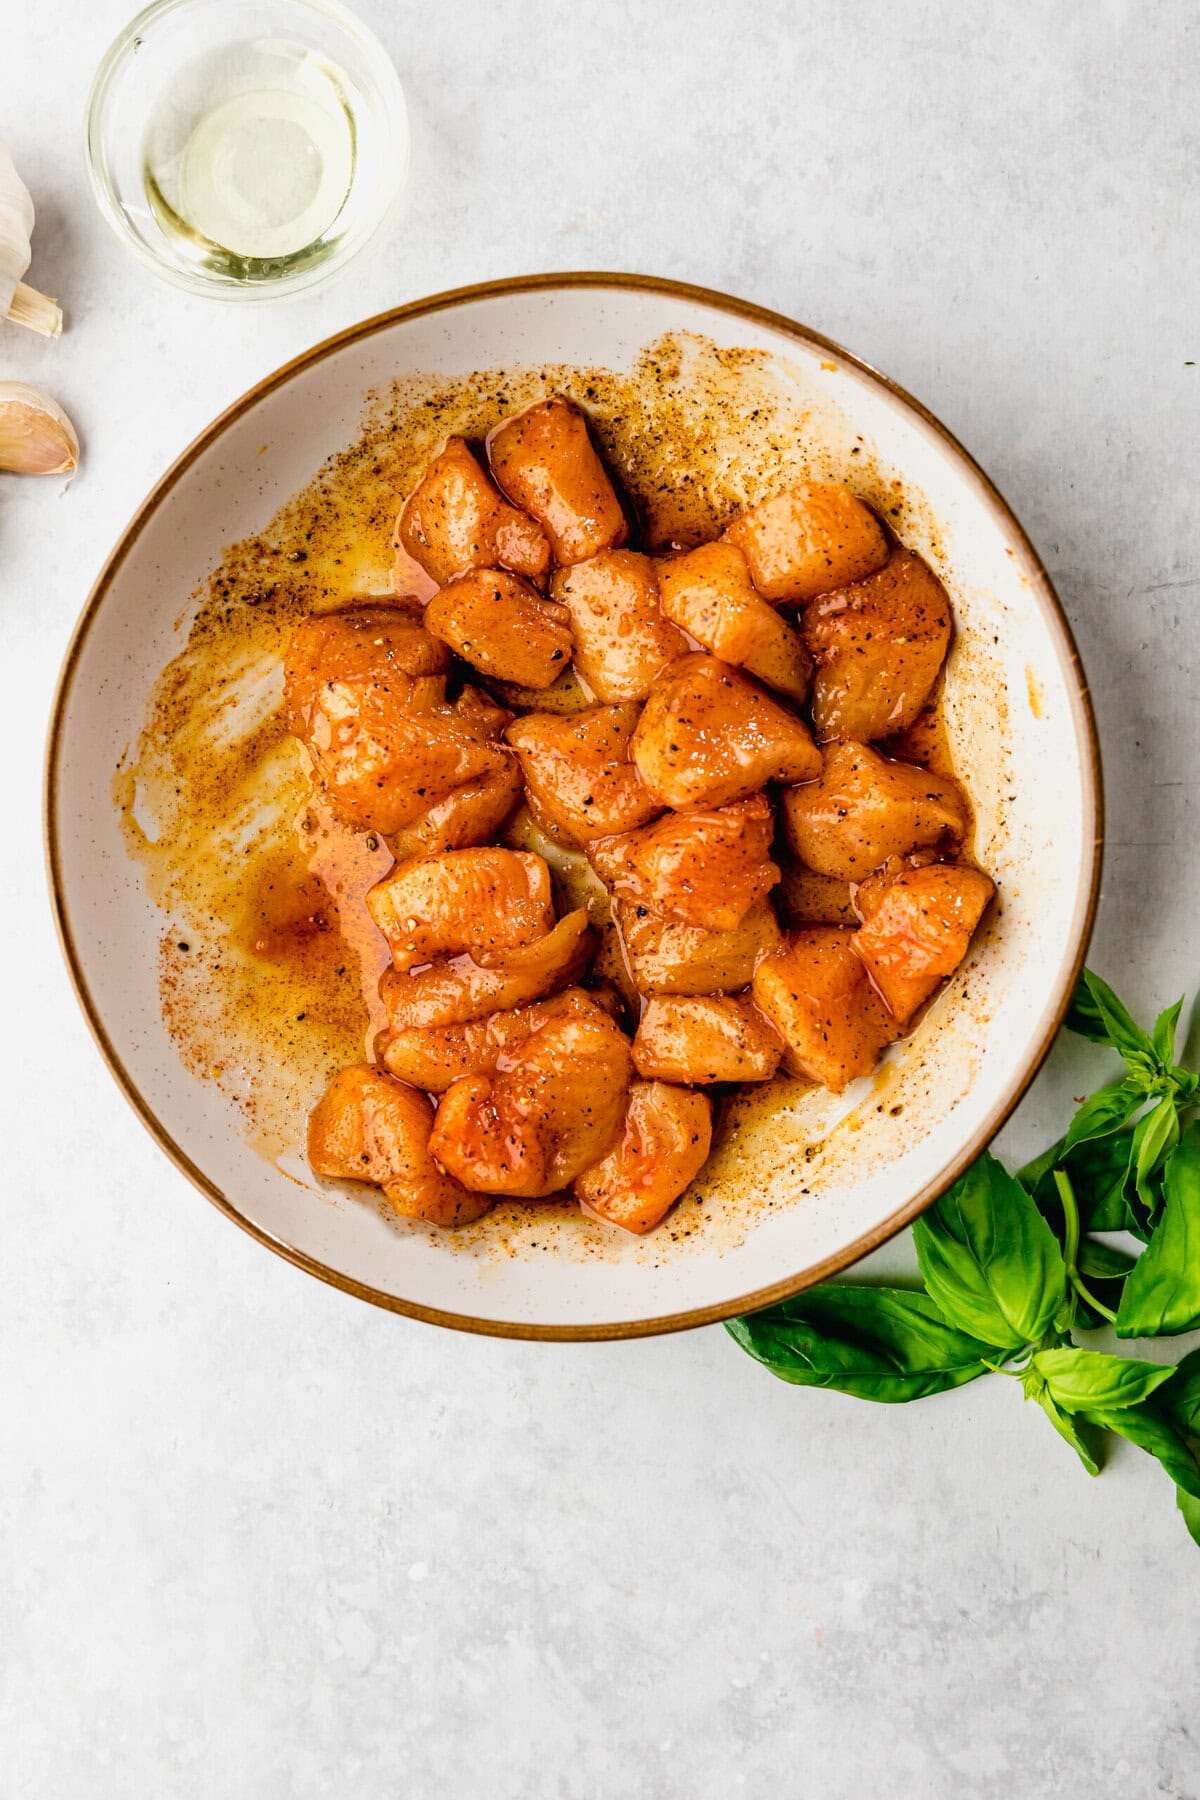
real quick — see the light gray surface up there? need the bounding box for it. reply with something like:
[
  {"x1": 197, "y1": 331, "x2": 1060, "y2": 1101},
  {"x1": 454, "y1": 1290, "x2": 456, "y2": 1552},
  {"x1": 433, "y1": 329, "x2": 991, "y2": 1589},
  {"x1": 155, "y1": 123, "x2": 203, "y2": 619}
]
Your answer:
[{"x1": 3, "y1": 2, "x2": 1198, "y2": 1794}]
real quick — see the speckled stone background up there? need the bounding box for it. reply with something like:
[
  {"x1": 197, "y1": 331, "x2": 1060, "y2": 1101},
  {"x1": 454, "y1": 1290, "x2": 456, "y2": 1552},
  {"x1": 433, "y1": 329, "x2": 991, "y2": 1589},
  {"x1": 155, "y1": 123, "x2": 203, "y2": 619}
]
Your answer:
[{"x1": 4, "y1": 3, "x2": 1199, "y2": 1795}]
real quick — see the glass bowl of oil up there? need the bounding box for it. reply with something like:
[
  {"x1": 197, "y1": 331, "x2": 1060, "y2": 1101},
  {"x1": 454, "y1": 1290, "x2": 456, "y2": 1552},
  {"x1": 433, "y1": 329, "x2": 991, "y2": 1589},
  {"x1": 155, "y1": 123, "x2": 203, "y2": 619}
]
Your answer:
[{"x1": 86, "y1": 0, "x2": 408, "y2": 300}]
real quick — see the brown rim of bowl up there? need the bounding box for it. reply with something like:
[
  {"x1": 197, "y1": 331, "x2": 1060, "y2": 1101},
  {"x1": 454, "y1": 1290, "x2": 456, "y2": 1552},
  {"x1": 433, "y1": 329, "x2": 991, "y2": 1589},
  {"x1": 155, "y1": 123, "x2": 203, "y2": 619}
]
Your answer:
[{"x1": 44, "y1": 270, "x2": 1104, "y2": 1341}]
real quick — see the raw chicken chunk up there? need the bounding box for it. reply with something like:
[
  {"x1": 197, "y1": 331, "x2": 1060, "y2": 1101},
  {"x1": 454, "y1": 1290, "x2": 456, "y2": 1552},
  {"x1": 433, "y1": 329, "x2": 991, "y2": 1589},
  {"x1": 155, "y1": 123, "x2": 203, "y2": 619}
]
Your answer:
[
  {"x1": 657, "y1": 541, "x2": 811, "y2": 701},
  {"x1": 379, "y1": 987, "x2": 616, "y2": 1092},
  {"x1": 588, "y1": 794, "x2": 779, "y2": 932},
  {"x1": 386, "y1": 764, "x2": 523, "y2": 862},
  {"x1": 284, "y1": 608, "x2": 505, "y2": 834},
  {"x1": 429, "y1": 1005, "x2": 632, "y2": 1196},
  {"x1": 367, "y1": 848, "x2": 554, "y2": 972},
  {"x1": 574, "y1": 1081, "x2": 712, "y2": 1235},
  {"x1": 632, "y1": 995, "x2": 782, "y2": 1084},
  {"x1": 619, "y1": 895, "x2": 782, "y2": 996},
  {"x1": 385, "y1": 686, "x2": 521, "y2": 858},
  {"x1": 631, "y1": 654, "x2": 820, "y2": 809},
  {"x1": 802, "y1": 549, "x2": 952, "y2": 742},
  {"x1": 398, "y1": 436, "x2": 551, "y2": 586},
  {"x1": 308, "y1": 1064, "x2": 491, "y2": 1226},
  {"x1": 425, "y1": 569, "x2": 573, "y2": 689},
  {"x1": 852, "y1": 863, "x2": 995, "y2": 1025},
  {"x1": 777, "y1": 868, "x2": 859, "y2": 927},
  {"x1": 505, "y1": 704, "x2": 663, "y2": 845},
  {"x1": 551, "y1": 550, "x2": 687, "y2": 702},
  {"x1": 723, "y1": 479, "x2": 888, "y2": 603},
  {"x1": 486, "y1": 665, "x2": 596, "y2": 717},
  {"x1": 488, "y1": 397, "x2": 628, "y2": 565},
  {"x1": 751, "y1": 927, "x2": 893, "y2": 1092},
  {"x1": 379, "y1": 908, "x2": 595, "y2": 1029},
  {"x1": 781, "y1": 742, "x2": 969, "y2": 880}
]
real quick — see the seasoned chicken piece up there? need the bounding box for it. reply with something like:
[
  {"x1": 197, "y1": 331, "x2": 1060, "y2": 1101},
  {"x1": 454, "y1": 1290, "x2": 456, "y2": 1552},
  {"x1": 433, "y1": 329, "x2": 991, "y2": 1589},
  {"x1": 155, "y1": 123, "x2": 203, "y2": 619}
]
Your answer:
[
  {"x1": 430, "y1": 1005, "x2": 633, "y2": 1197},
  {"x1": 778, "y1": 867, "x2": 859, "y2": 927},
  {"x1": 386, "y1": 764, "x2": 522, "y2": 862},
  {"x1": 550, "y1": 551, "x2": 687, "y2": 702},
  {"x1": 380, "y1": 908, "x2": 594, "y2": 1029},
  {"x1": 657, "y1": 542, "x2": 811, "y2": 701},
  {"x1": 881, "y1": 702, "x2": 957, "y2": 778},
  {"x1": 391, "y1": 536, "x2": 440, "y2": 608},
  {"x1": 308, "y1": 1064, "x2": 491, "y2": 1226},
  {"x1": 631, "y1": 654, "x2": 820, "y2": 809},
  {"x1": 425, "y1": 569, "x2": 573, "y2": 689},
  {"x1": 723, "y1": 480, "x2": 888, "y2": 603},
  {"x1": 852, "y1": 863, "x2": 994, "y2": 1026},
  {"x1": 802, "y1": 549, "x2": 953, "y2": 742},
  {"x1": 366, "y1": 848, "x2": 553, "y2": 972},
  {"x1": 398, "y1": 436, "x2": 551, "y2": 586},
  {"x1": 385, "y1": 686, "x2": 520, "y2": 858},
  {"x1": 503, "y1": 806, "x2": 640, "y2": 1010},
  {"x1": 619, "y1": 895, "x2": 781, "y2": 996},
  {"x1": 450, "y1": 682, "x2": 514, "y2": 742},
  {"x1": 574, "y1": 1081, "x2": 712, "y2": 1235},
  {"x1": 284, "y1": 608, "x2": 505, "y2": 834},
  {"x1": 852, "y1": 849, "x2": 943, "y2": 919},
  {"x1": 505, "y1": 705, "x2": 663, "y2": 845},
  {"x1": 781, "y1": 742, "x2": 970, "y2": 880},
  {"x1": 632, "y1": 995, "x2": 782, "y2": 1084},
  {"x1": 588, "y1": 794, "x2": 779, "y2": 932},
  {"x1": 752, "y1": 927, "x2": 894, "y2": 1093},
  {"x1": 284, "y1": 605, "x2": 449, "y2": 711},
  {"x1": 486, "y1": 664, "x2": 596, "y2": 717},
  {"x1": 488, "y1": 397, "x2": 628, "y2": 565},
  {"x1": 379, "y1": 986, "x2": 618, "y2": 1091}
]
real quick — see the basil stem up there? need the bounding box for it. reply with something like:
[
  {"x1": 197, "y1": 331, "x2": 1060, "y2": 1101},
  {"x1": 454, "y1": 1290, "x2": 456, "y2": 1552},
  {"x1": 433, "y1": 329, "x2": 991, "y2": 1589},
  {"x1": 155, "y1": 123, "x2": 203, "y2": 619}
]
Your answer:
[{"x1": 1052, "y1": 1172, "x2": 1117, "y2": 1324}]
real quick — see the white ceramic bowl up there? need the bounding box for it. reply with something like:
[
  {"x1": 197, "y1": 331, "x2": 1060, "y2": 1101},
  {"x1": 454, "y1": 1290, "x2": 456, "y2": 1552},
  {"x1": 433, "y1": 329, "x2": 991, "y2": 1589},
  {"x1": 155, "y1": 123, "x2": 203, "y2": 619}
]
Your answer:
[{"x1": 46, "y1": 274, "x2": 1101, "y2": 1339}]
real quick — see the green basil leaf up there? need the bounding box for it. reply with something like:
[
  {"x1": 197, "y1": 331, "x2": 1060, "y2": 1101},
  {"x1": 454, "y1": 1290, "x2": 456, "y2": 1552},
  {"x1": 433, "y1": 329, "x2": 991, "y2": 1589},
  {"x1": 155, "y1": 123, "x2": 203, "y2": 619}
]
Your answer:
[
  {"x1": 912, "y1": 1152, "x2": 1066, "y2": 1350},
  {"x1": 1066, "y1": 969, "x2": 1158, "y2": 1078},
  {"x1": 1163, "y1": 1347, "x2": 1200, "y2": 1441},
  {"x1": 1178, "y1": 1486, "x2": 1200, "y2": 1548},
  {"x1": 1132, "y1": 1095, "x2": 1182, "y2": 1211},
  {"x1": 1034, "y1": 1386, "x2": 1102, "y2": 1476},
  {"x1": 1067, "y1": 1127, "x2": 1138, "y2": 1229},
  {"x1": 1033, "y1": 1347, "x2": 1176, "y2": 1411},
  {"x1": 1080, "y1": 1403, "x2": 1200, "y2": 1501},
  {"x1": 1018, "y1": 1135, "x2": 1066, "y2": 1198},
  {"x1": 1116, "y1": 1129, "x2": 1200, "y2": 1338},
  {"x1": 1052, "y1": 1288, "x2": 1080, "y2": 1334},
  {"x1": 1123, "y1": 1195, "x2": 1153, "y2": 1244},
  {"x1": 1152, "y1": 996, "x2": 1184, "y2": 1065},
  {"x1": 1173, "y1": 1066, "x2": 1200, "y2": 1103},
  {"x1": 1065, "y1": 969, "x2": 1120, "y2": 1043},
  {"x1": 725, "y1": 1287, "x2": 998, "y2": 1404},
  {"x1": 1077, "y1": 1238, "x2": 1137, "y2": 1281},
  {"x1": 1021, "y1": 1126, "x2": 1137, "y2": 1229},
  {"x1": 1062, "y1": 1079, "x2": 1146, "y2": 1155}
]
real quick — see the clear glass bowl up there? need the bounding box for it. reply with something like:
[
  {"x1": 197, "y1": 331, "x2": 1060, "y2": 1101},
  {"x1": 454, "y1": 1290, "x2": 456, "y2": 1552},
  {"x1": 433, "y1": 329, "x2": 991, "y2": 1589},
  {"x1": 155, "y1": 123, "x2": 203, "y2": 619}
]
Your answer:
[{"x1": 85, "y1": 0, "x2": 408, "y2": 301}]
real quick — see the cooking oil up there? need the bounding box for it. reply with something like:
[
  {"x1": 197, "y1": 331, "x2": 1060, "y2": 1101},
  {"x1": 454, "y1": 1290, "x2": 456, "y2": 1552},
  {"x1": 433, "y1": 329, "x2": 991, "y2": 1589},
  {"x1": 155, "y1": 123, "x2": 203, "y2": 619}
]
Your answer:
[{"x1": 142, "y1": 39, "x2": 357, "y2": 282}]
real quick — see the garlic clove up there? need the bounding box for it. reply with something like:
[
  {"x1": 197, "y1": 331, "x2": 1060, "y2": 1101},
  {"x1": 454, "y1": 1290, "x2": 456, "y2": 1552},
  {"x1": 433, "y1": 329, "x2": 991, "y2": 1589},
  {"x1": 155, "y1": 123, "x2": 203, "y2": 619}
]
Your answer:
[
  {"x1": 0, "y1": 138, "x2": 63, "y2": 336},
  {"x1": 0, "y1": 138, "x2": 35, "y2": 315},
  {"x1": 0, "y1": 381, "x2": 79, "y2": 475}
]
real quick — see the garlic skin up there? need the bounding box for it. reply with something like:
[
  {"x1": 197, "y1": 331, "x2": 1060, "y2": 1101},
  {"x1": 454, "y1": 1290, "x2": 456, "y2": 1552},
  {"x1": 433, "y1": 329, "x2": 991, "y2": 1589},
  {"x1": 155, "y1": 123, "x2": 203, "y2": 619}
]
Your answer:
[
  {"x1": 0, "y1": 138, "x2": 34, "y2": 314},
  {"x1": 0, "y1": 138, "x2": 62, "y2": 336},
  {"x1": 0, "y1": 382, "x2": 79, "y2": 475}
]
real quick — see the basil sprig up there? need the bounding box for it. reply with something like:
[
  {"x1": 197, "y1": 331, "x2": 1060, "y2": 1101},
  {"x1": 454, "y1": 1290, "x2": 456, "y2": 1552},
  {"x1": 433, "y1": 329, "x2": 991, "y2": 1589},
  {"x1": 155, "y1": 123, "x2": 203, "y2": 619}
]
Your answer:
[
  {"x1": 727, "y1": 969, "x2": 1200, "y2": 1547},
  {"x1": 727, "y1": 1287, "x2": 996, "y2": 1403}
]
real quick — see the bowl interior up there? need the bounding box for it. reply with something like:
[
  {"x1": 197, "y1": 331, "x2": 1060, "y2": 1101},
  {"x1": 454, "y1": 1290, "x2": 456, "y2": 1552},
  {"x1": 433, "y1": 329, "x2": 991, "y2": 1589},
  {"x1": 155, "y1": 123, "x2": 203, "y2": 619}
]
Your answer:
[{"x1": 48, "y1": 277, "x2": 1099, "y2": 1336}]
